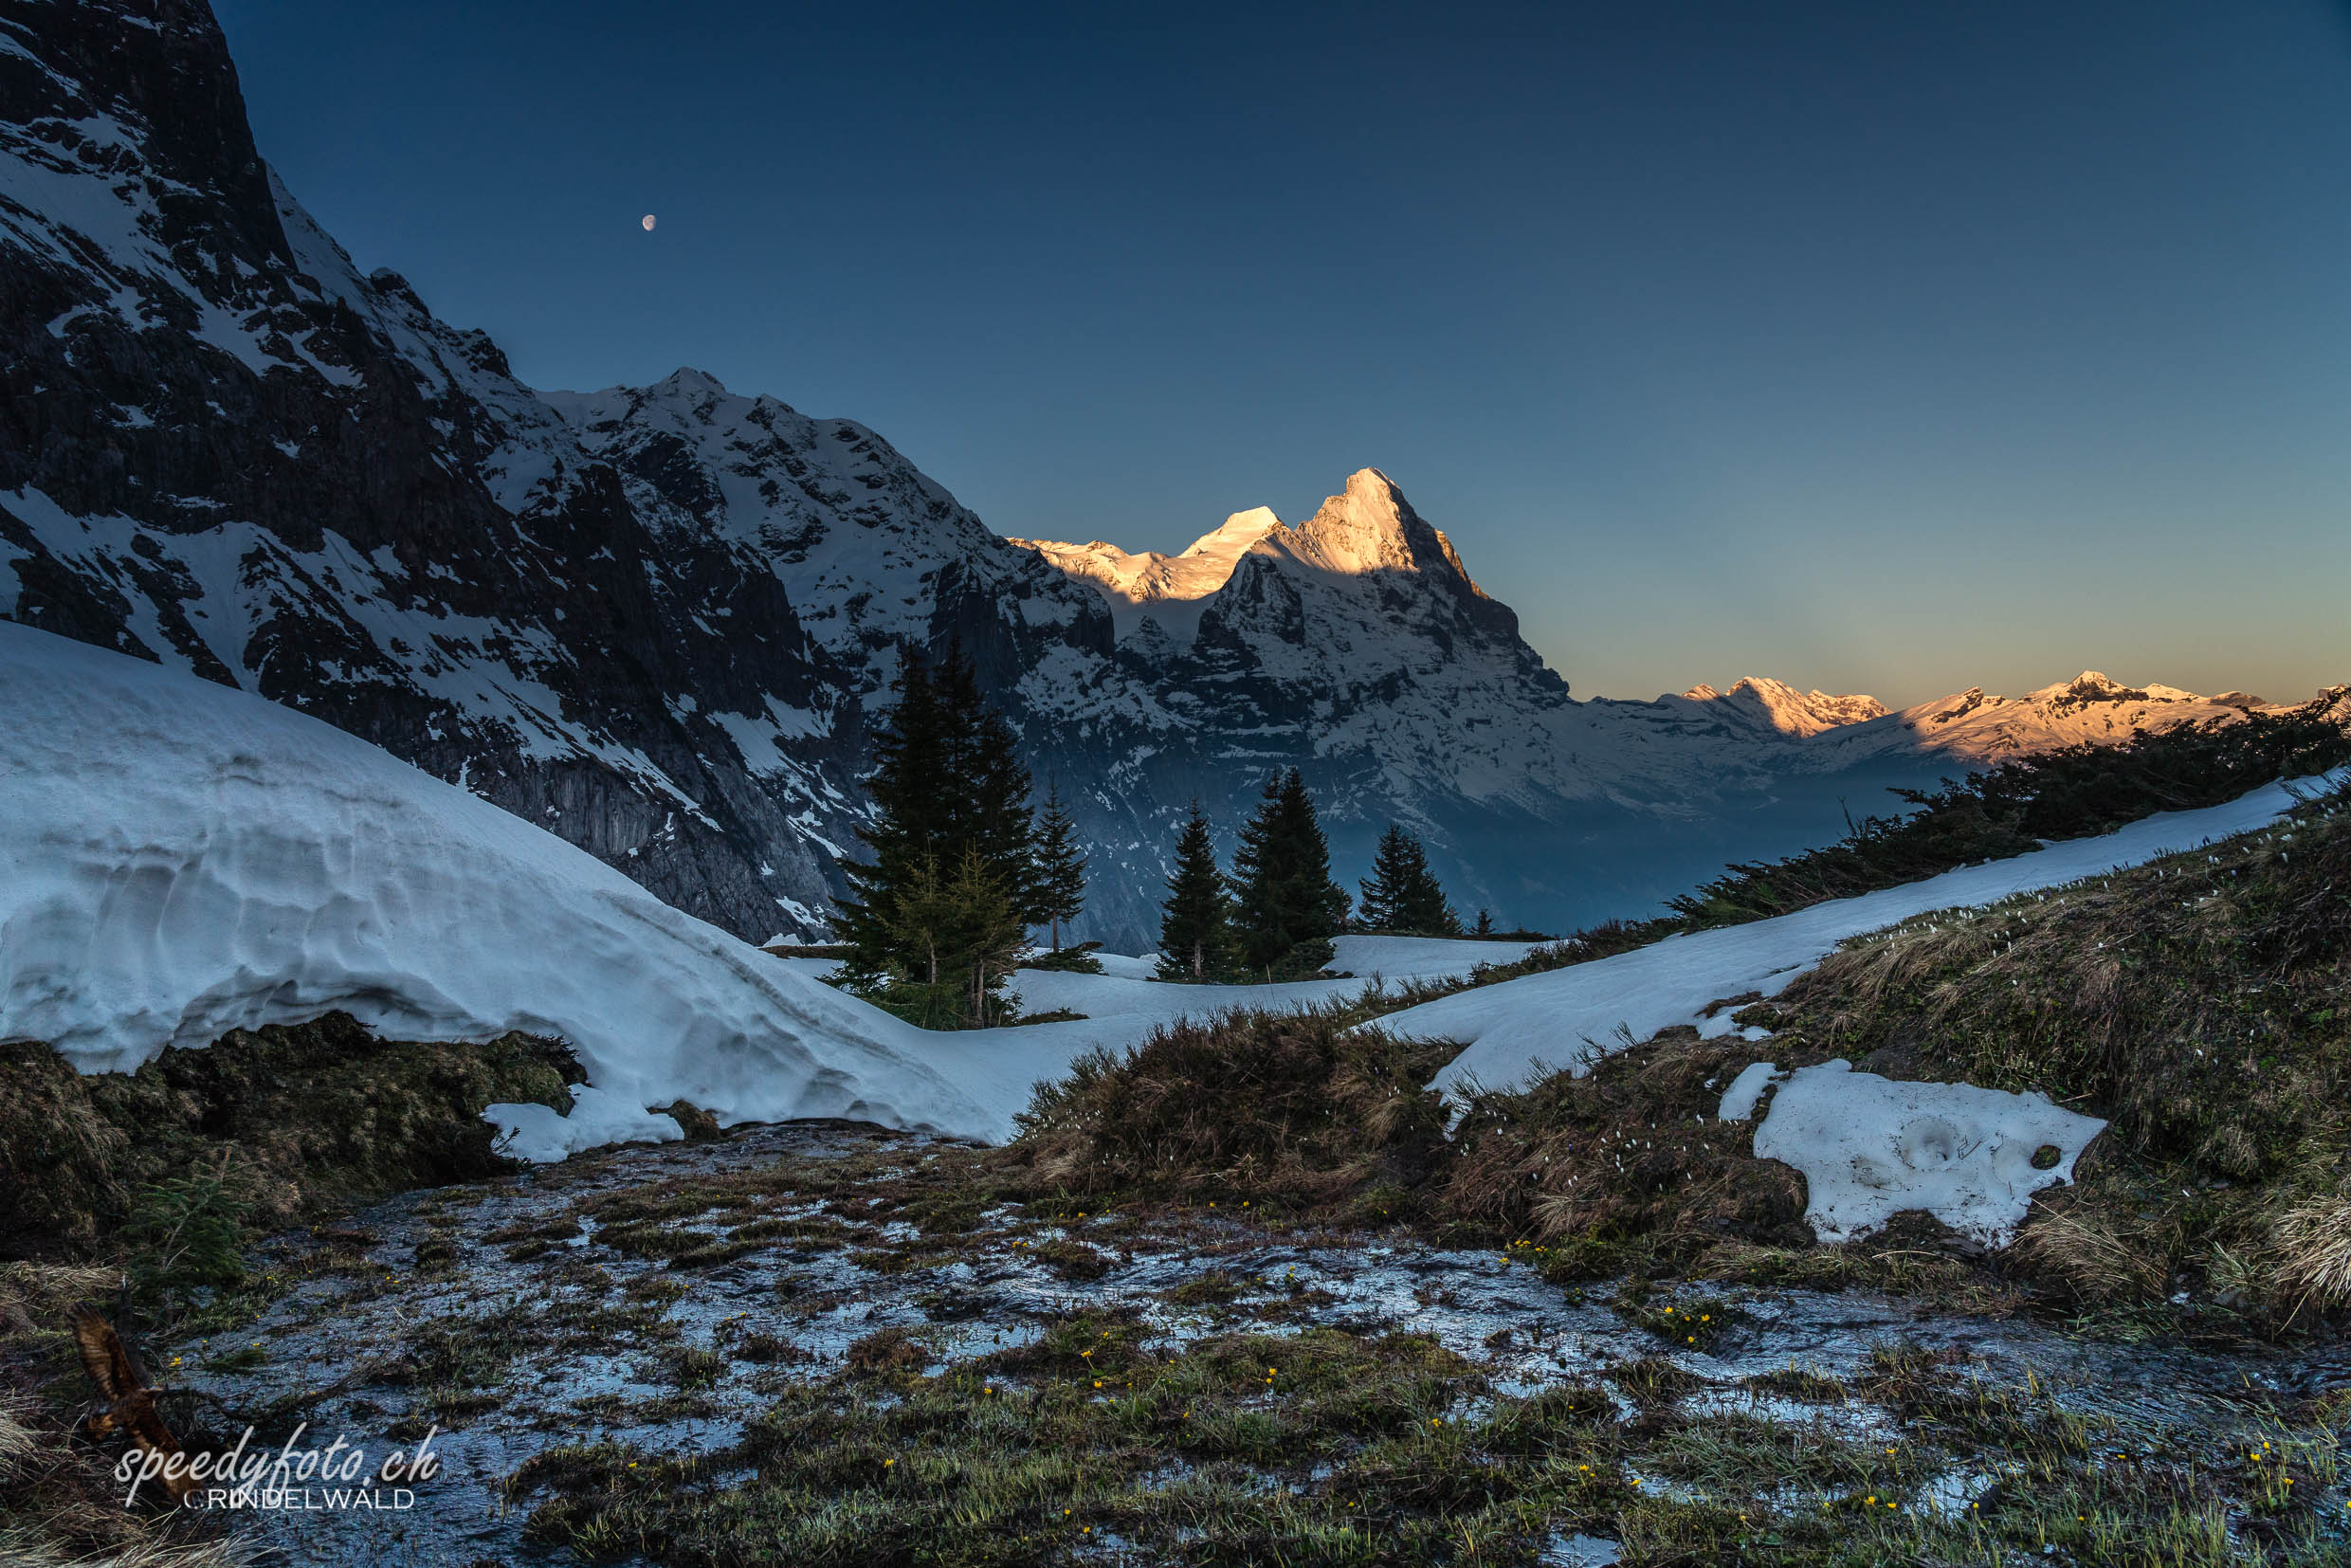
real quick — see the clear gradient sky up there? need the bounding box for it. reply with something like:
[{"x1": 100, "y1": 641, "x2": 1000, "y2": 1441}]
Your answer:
[{"x1": 211, "y1": 0, "x2": 2351, "y2": 708}]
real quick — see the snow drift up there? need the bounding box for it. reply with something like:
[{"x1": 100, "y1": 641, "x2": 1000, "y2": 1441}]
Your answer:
[
  {"x1": 0, "y1": 623, "x2": 1119, "y2": 1152},
  {"x1": 1726, "y1": 1061, "x2": 2105, "y2": 1247},
  {"x1": 1396, "y1": 769, "x2": 2341, "y2": 1102}
]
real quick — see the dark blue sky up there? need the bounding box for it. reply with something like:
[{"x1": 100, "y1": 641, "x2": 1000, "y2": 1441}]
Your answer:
[{"x1": 213, "y1": 0, "x2": 2351, "y2": 706}]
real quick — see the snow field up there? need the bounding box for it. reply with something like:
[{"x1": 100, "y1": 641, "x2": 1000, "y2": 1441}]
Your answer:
[
  {"x1": 0, "y1": 624, "x2": 1115, "y2": 1151},
  {"x1": 8, "y1": 615, "x2": 2334, "y2": 1248}
]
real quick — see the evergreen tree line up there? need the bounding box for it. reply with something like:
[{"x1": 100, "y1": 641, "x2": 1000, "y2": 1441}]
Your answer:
[
  {"x1": 834, "y1": 645, "x2": 1086, "y2": 1028},
  {"x1": 1157, "y1": 775, "x2": 1473, "y2": 983}
]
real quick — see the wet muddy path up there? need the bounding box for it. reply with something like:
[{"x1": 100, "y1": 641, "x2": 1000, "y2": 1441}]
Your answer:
[{"x1": 164, "y1": 1123, "x2": 2351, "y2": 1566}]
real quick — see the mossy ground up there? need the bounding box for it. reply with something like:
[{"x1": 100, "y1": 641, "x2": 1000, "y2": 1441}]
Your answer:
[{"x1": 0, "y1": 1013, "x2": 580, "y2": 1566}]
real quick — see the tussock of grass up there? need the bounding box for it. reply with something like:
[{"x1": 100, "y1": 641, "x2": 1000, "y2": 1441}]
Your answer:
[{"x1": 1005, "y1": 1010, "x2": 1456, "y2": 1208}]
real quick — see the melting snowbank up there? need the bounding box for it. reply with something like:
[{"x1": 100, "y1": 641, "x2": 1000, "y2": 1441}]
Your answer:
[
  {"x1": 1728, "y1": 1061, "x2": 2105, "y2": 1246},
  {"x1": 1393, "y1": 771, "x2": 2339, "y2": 1101},
  {"x1": 0, "y1": 624, "x2": 1123, "y2": 1150}
]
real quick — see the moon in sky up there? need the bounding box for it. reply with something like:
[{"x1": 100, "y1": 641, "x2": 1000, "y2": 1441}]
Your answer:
[{"x1": 640, "y1": 214, "x2": 656, "y2": 232}]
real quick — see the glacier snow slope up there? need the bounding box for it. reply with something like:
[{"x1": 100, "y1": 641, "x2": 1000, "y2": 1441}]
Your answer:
[
  {"x1": 0, "y1": 622, "x2": 1128, "y2": 1151},
  {"x1": 1393, "y1": 770, "x2": 2342, "y2": 1102}
]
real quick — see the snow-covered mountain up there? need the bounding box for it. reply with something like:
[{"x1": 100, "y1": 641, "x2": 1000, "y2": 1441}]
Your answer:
[
  {"x1": 3, "y1": 1, "x2": 2336, "y2": 950},
  {"x1": 1670, "y1": 680, "x2": 1890, "y2": 738},
  {"x1": 1837, "y1": 672, "x2": 2272, "y2": 762}
]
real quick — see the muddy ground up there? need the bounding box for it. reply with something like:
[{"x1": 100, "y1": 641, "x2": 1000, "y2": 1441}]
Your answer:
[{"x1": 153, "y1": 1121, "x2": 2351, "y2": 1567}]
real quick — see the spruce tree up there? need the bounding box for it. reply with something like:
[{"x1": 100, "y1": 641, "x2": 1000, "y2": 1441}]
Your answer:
[
  {"x1": 1229, "y1": 769, "x2": 1350, "y2": 977},
  {"x1": 1030, "y1": 776, "x2": 1087, "y2": 951},
  {"x1": 834, "y1": 647, "x2": 949, "y2": 968},
  {"x1": 1358, "y1": 824, "x2": 1419, "y2": 931},
  {"x1": 835, "y1": 640, "x2": 1047, "y2": 1015},
  {"x1": 1358, "y1": 824, "x2": 1461, "y2": 936},
  {"x1": 1395, "y1": 848, "x2": 1461, "y2": 938},
  {"x1": 883, "y1": 848, "x2": 1030, "y2": 1028},
  {"x1": 1157, "y1": 800, "x2": 1233, "y2": 980},
  {"x1": 927, "y1": 644, "x2": 1042, "y2": 908},
  {"x1": 1472, "y1": 908, "x2": 1496, "y2": 939}
]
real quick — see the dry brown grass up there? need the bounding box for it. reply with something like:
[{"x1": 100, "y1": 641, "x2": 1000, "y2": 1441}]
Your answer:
[
  {"x1": 1443, "y1": 1030, "x2": 1817, "y2": 1258},
  {"x1": 1003, "y1": 1009, "x2": 1455, "y2": 1209},
  {"x1": 0, "y1": 1261, "x2": 118, "y2": 1334},
  {"x1": 2011, "y1": 1197, "x2": 2170, "y2": 1304},
  {"x1": 0, "y1": 1390, "x2": 249, "y2": 1568},
  {"x1": 2270, "y1": 1190, "x2": 2351, "y2": 1309}
]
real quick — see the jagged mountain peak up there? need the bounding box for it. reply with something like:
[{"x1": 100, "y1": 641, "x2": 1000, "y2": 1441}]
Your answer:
[
  {"x1": 1672, "y1": 678, "x2": 1889, "y2": 737},
  {"x1": 2024, "y1": 670, "x2": 2204, "y2": 709},
  {"x1": 1288, "y1": 467, "x2": 1414, "y2": 572},
  {"x1": 1013, "y1": 467, "x2": 1506, "y2": 644}
]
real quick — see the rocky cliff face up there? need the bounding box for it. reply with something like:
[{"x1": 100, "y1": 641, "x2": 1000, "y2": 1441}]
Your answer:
[
  {"x1": 2, "y1": 0, "x2": 1017, "y2": 941},
  {"x1": 4, "y1": 2, "x2": 2325, "y2": 953}
]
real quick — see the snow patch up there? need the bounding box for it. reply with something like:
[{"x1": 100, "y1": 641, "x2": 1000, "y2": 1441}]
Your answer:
[
  {"x1": 1751, "y1": 1061, "x2": 2105, "y2": 1247},
  {"x1": 487, "y1": 1085, "x2": 684, "y2": 1162},
  {"x1": 1716, "y1": 1062, "x2": 1783, "y2": 1121}
]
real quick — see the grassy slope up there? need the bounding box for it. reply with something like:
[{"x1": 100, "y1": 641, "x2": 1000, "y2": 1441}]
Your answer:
[{"x1": 1011, "y1": 776, "x2": 2351, "y2": 1329}]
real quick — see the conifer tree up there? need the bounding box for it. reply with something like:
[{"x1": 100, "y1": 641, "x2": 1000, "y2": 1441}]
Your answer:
[
  {"x1": 1229, "y1": 769, "x2": 1351, "y2": 976},
  {"x1": 835, "y1": 640, "x2": 1046, "y2": 1020},
  {"x1": 1357, "y1": 824, "x2": 1461, "y2": 936},
  {"x1": 884, "y1": 848, "x2": 1030, "y2": 1028},
  {"x1": 834, "y1": 647, "x2": 949, "y2": 966},
  {"x1": 926, "y1": 644, "x2": 1042, "y2": 906},
  {"x1": 1156, "y1": 800, "x2": 1233, "y2": 980},
  {"x1": 1030, "y1": 776, "x2": 1087, "y2": 951},
  {"x1": 1472, "y1": 907, "x2": 1496, "y2": 939},
  {"x1": 1358, "y1": 824, "x2": 1419, "y2": 932}
]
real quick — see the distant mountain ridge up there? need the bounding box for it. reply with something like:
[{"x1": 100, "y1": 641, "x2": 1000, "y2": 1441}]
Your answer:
[{"x1": 4, "y1": 1, "x2": 2339, "y2": 950}]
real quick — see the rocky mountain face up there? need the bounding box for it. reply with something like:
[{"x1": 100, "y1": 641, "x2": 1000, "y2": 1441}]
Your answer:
[
  {"x1": 4, "y1": 1, "x2": 2330, "y2": 954},
  {"x1": 0, "y1": 0, "x2": 1090, "y2": 941}
]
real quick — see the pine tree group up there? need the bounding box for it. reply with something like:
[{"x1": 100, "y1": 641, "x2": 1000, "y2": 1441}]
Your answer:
[
  {"x1": 1228, "y1": 769, "x2": 1351, "y2": 977},
  {"x1": 1156, "y1": 800, "x2": 1234, "y2": 980},
  {"x1": 835, "y1": 643, "x2": 1084, "y2": 1025},
  {"x1": 1356, "y1": 823, "x2": 1462, "y2": 937}
]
